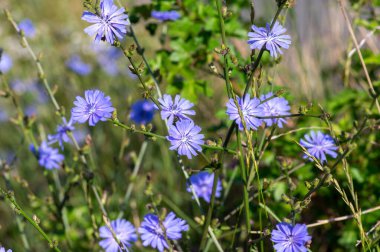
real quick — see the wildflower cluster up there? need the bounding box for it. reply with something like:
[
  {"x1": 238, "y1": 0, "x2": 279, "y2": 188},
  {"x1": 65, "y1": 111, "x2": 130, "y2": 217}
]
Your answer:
[
  {"x1": 99, "y1": 212, "x2": 188, "y2": 252},
  {"x1": 226, "y1": 92, "x2": 291, "y2": 130},
  {"x1": 158, "y1": 94, "x2": 204, "y2": 159},
  {"x1": 1, "y1": 0, "x2": 362, "y2": 250}
]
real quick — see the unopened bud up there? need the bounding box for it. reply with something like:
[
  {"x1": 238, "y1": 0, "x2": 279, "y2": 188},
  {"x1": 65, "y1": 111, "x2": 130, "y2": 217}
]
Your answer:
[{"x1": 281, "y1": 194, "x2": 291, "y2": 203}]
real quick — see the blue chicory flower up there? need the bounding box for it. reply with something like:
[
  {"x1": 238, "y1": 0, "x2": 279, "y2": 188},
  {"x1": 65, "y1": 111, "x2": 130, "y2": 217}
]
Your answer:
[
  {"x1": 48, "y1": 118, "x2": 75, "y2": 149},
  {"x1": 25, "y1": 105, "x2": 37, "y2": 117},
  {"x1": 259, "y1": 92, "x2": 290, "y2": 128},
  {"x1": 247, "y1": 21, "x2": 291, "y2": 58},
  {"x1": 0, "y1": 247, "x2": 12, "y2": 252},
  {"x1": 82, "y1": 0, "x2": 130, "y2": 44},
  {"x1": 71, "y1": 89, "x2": 115, "y2": 126},
  {"x1": 99, "y1": 219, "x2": 137, "y2": 252},
  {"x1": 271, "y1": 222, "x2": 311, "y2": 252},
  {"x1": 0, "y1": 52, "x2": 13, "y2": 73},
  {"x1": 30, "y1": 141, "x2": 64, "y2": 170},
  {"x1": 167, "y1": 119, "x2": 204, "y2": 159},
  {"x1": 187, "y1": 171, "x2": 222, "y2": 203},
  {"x1": 19, "y1": 18, "x2": 36, "y2": 38},
  {"x1": 226, "y1": 94, "x2": 263, "y2": 131},
  {"x1": 300, "y1": 131, "x2": 338, "y2": 164},
  {"x1": 130, "y1": 99, "x2": 156, "y2": 125},
  {"x1": 139, "y1": 212, "x2": 189, "y2": 252},
  {"x1": 91, "y1": 43, "x2": 123, "y2": 76},
  {"x1": 157, "y1": 94, "x2": 195, "y2": 125},
  {"x1": 66, "y1": 55, "x2": 92, "y2": 76},
  {"x1": 151, "y1": 10, "x2": 181, "y2": 21},
  {"x1": 0, "y1": 110, "x2": 8, "y2": 122}
]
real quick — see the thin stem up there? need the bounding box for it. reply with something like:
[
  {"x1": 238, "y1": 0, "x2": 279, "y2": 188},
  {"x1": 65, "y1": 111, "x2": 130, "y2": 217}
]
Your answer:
[
  {"x1": 93, "y1": 186, "x2": 128, "y2": 252},
  {"x1": 243, "y1": 4, "x2": 285, "y2": 95},
  {"x1": 118, "y1": 141, "x2": 148, "y2": 218},
  {"x1": 338, "y1": 0, "x2": 380, "y2": 114},
  {"x1": 2, "y1": 169, "x2": 31, "y2": 251},
  {"x1": 0, "y1": 187, "x2": 62, "y2": 252},
  {"x1": 129, "y1": 26, "x2": 163, "y2": 98},
  {"x1": 5, "y1": 10, "x2": 61, "y2": 114},
  {"x1": 110, "y1": 118, "x2": 236, "y2": 154},
  {"x1": 307, "y1": 205, "x2": 380, "y2": 228},
  {"x1": 236, "y1": 129, "x2": 251, "y2": 234}
]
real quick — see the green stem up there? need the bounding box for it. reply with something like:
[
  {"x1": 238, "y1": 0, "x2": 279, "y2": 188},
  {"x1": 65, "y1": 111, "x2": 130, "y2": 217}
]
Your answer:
[
  {"x1": 0, "y1": 187, "x2": 62, "y2": 252},
  {"x1": 236, "y1": 129, "x2": 251, "y2": 234},
  {"x1": 243, "y1": 3, "x2": 285, "y2": 95},
  {"x1": 110, "y1": 119, "x2": 236, "y2": 154},
  {"x1": 129, "y1": 26, "x2": 163, "y2": 98},
  {"x1": 118, "y1": 141, "x2": 148, "y2": 218}
]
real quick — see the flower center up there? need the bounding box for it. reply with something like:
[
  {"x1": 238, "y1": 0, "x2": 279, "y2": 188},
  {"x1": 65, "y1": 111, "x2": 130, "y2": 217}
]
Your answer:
[
  {"x1": 87, "y1": 104, "x2": 96, "y2": 115},
  {"x1": 200, "y1": 184, "x2": 209, "y2": 194},
  {"x1": 170, "y1": 105, "x2": 180, "y2": 115},
  {"x1": 154, "y1": 226, "x2": 165, "y2": 237},
  {"x1": 181, "y1": 136, "x2": 188, "y2": 143}
]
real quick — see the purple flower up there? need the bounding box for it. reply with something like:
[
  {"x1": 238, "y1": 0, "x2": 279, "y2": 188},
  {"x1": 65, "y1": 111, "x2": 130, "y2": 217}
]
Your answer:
[
  {"x1": 151, "y1": 10, "x2": 181, "y2": 21},
  {"x1": 10, "y1": 79, "x2": 48, "y2": 103},
  {"x1": 259, "y1": 92, "x2": 290, "y2": 128},
  {"x1": 247, "y1": 21, "x2": 291, "y2": 58},
  {"x1": 91, "y1": 44, "x2": 122, "y2": 76},
  {"x1": 0, "y1": 110, "x2": 8, "y2": 122},
  {"x1": 300, "y1": 131, "x2": 338, "y2": 164},
  {"x1": 226, "y1": 94, "x2": 263, "y2": 131},
  {"x1": 271, "y1": 222, "x2": 311, "y2": 252},
  {"x1": 19, "y1": 18, "x2": 36, "y2": 38},
  {"x1": 157, "y1": 94, "x2": 195, "y2": 125},
  {"x1": 30, "y1": 141, "x2": 64, "y2": 170},
  {"x1": 66, "y1": 55, "x2": 92, "y2": 76},
  {"x1": 48, "y1": 118, "x2": 75, "y2": 149},
  {"x1": 130, "y1": 99, "x2": 156, "y2": 125},
  {"x1": 0, "y1": 52, "x2": 13, "y2": 73},
  {"x1": 167, "y1": 120, "x2": 204, "y2": 159},
  {"x1": 71, "y1": 89, "x2": 115, "y2": 126},
  {"x1": 0, "y1": 247, "x2": 12, "y2": 252},
  {"x1": 82, "y1": 0, "x2": 130, "y2": 44},
  {"x1": 25, "y1": 105, "x2": 37, "y2": 117},
  {"x1": 99, "y1": 219, "x2": 137, "y2": 252},
  {"x1": 187, "y1": 171, "x2": 222, "y2": 203},
  {"x1": 139, "y1": 212, "x2": 189, "y2": 252}
]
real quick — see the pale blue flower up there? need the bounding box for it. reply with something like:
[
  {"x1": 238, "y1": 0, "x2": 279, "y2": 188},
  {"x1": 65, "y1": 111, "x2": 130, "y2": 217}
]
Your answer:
[
  {"x1": 48, "y1": 118, "x2": 75, "y2": 149},
  {"x1": 19, "y1": 18, "x2": 36, "y2": 38},
  {"x1": 259, "y1": 92, "x2": 290, "y2": 128},
  {"x1": 157, "y1": 94, "x2": 195, "y2": 125},
  {"x1": 151, "y1": 10, "x2": 181, "y2": 21},
  {"x1": 0, "y1": 52, "x2": 13, "y2": 73},
  {"x1": 271, "y1": 222, "x2": 311, "y2": 252},
  {"x1": 82, "y1": 0, "x2": 130, "y2": 44},
  {"x1": 167, "y1": 119, "x2": 204, "y2": 159},
  {"x1": 99, "y1": 219, "x2": 137, "y2": 252},
  {"x1": 300, "y1": 131, "x2": 338, "y2": 163},
  {"x1": 226, "y1": 94, "x2": 263, "y2": 131},
  {"x1": 30, "y1": 141, "x2": 64, "y2": 170},
  {"x1": 247, "y1": 21, "x2": 291, "y2": 58},
  {"x1": 187, "y1": 171, "x2": 222, "y2": 203},
  {"x1": 71, "y1": 89, "x2": 115, "y2": 126},
  {"x1": 66, "y1": 55, "x2": 92, "y2": 76},
  {"x1": 139, "y1": 212, "x2": 189, "y2": 252}
]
